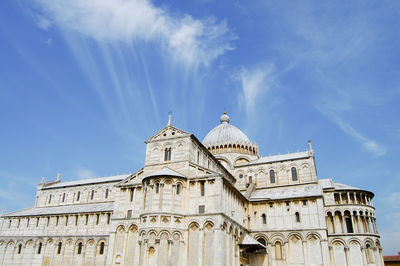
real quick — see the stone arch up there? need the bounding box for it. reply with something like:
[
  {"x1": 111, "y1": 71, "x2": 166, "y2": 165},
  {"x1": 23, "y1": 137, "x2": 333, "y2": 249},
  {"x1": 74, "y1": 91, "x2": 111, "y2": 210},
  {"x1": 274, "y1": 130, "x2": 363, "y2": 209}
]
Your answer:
[
  {"x1": 288, "y1": 234, "x2": 304, "y2": 264},
  {"x1": 203, "y1": 220, "x2": 215, "y2": 229},
  {"x1": 159, "y1": 230, "x2": 171, "y2": 239},
  {"x1": 23, "y1": 239, "x2": 33, "y2": 248},
  {"x1": 363, "y1": 238, "x2": 375, "y2": 248},
  {"x1": 331, "y1": 238, "x2": 347, "y2": 247},
  {"x1": 234, "y1": 156, "x2": 250, "y2": 166},
  {"x1": 188, "y1": 221, "x2": 200, "y2": 265},
  {"x1": 116, "y1": 224, "x2": 126, "y2": 233},
  {"x1": 157, "y1": 231, "x2": 170, "y2": 265},
  {"x1": 254, "y1": 233, "x2": 268, "y2": 243},
  {"x1": 139, "y1": 230, "x2": 147, "y2": 239},
  {"x1": 96, "y1": 239, "x2": 107, "y2": 256},
  {"x1": 306, "y1": 233, "x2": 323, "y2": 265},
  {"x1": 75, "y1": 240, "x2": 84, "y2": 255},
  {"x1": 331, "y1": 239, "x2": 347, "y2": 265},
  {"x1": 188, "y1": 221, "x2": 200, "y2": 231},
  {"x1": 128, "y1": 224, "x2": 138, "y2": 232},
  {"x1": 348, "y1": 238, "x2": 362, "y2": 246},
  {"x1": 216, "y1": 156, "x2": 233, "y2": 169},
  {"x1": 270, "y1": 233, "x2": 286, "y2": 244},
  {"x1": 287, "y1": 232, "x2": 304, "y2": 242},
  {"x1": 125, "y1": 226, "x2": 138, "y2": 265},
  {"x1": 272, "y1": 239, "x2": 284, "y2": 260},
  {"x1": 172, "y1": 231, "x2": 183, "y2": 241},
  {"x1": 54, "y1": 239, "x2": 63, "y2": 255},
  {"x1": 147, "y1": 230, "x2": 158, "y2": 239},
  {"x1": 306, "y1": 232, "x2": 322, "y2": 241},
  {"x1": 348, "y1": 239, "x2": 363, "y2": 265}
]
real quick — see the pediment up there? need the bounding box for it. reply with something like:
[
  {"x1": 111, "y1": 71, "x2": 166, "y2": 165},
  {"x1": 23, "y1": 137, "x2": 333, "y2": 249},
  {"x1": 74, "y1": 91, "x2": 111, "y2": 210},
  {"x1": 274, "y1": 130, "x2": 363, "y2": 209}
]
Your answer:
[
  {"x1": 145, "y1": 125, "x2": 190, "y2": 143},
  {"x1": 117, "y1": 168, "x2": 144, "y2": 187}
]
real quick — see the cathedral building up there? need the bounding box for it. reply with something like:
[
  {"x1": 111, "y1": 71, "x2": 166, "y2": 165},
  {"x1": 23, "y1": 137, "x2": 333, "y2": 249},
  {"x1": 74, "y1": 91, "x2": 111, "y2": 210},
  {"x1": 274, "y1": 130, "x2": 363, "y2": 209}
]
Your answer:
[{"x1": 0, "y1": 113, "x2": 383, "y2": 265}]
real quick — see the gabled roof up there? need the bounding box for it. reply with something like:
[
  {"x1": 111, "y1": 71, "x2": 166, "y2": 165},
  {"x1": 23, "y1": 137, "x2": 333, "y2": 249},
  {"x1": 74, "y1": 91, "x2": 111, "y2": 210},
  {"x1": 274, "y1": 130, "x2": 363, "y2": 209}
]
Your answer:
[
  {"x1": 239, "y1": 234, "x2": 266, "y2": 248},
  {"x1": 116, "y1": 168, "x2": 144, "y2": 187},
  {"x1": 145, "y1": 125, "x2": 191, "y2": 143},
  {"x1": 3, "y1": 202, "x2": 114, "y2": 217},
  {"x1": 147, "y1": 167, "x2": 185, "y2": 178},
  {"x1": 42, "y1": 174, "x2": 130, "y2": 190}
]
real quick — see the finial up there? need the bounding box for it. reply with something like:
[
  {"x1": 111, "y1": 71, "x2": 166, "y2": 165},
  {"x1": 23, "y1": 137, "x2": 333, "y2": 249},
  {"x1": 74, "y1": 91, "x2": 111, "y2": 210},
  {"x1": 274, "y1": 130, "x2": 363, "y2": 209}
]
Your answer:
[
  {"x1": 57, "y1": 173, "x2": 61, "y2": 181},
  {"x1": 308, "y1": 140, "x2": 313, "y2": 151},
  {"x1": 168, "y1": 111, "x2": 172, "y2": 126},
  {"x1": 41, "y1": 177, "x2": 45, "y2": 183},
  {"x1": 220, "y1": 111, "x2": 230, "y2": 124}
]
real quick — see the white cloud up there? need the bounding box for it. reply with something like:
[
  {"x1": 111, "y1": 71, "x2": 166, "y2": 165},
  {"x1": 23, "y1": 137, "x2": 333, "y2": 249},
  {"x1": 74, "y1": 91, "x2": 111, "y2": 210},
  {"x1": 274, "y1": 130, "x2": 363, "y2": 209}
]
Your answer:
[
  {"x1": 35, "y1": 14, "x2": 52, "y2": 30},
  {"x1": 32, "y1": 0, "x2": 235, "y2": 66},
  {"x1": 239, "y1": 64, "x2": 275, "y2": 114},
  {"x1": 75, "y1": 167, "x2": 95, "y2": 179},
  {"x1": 317, "y1": 107, "x2": 387, "y2": 157}
]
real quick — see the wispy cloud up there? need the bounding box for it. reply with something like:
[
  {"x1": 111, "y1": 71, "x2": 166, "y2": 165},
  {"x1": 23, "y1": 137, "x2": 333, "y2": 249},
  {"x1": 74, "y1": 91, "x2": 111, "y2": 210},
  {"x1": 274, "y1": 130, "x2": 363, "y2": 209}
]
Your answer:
[
  {"x1": 238, "y1": 64, "x2": 275, "y2": 114},
  {"x1": 317, "y1": 106, "x2": 387, "y2": 157},
  {"x1": 35, "y1": 14, "x2": 51, "y2": 30},
  {"x1": 31, "y1": 0, "x2": 235, "y2": 67},
  {"x1": 74, "y1": 167, "x2": 95, "y2": 179}
]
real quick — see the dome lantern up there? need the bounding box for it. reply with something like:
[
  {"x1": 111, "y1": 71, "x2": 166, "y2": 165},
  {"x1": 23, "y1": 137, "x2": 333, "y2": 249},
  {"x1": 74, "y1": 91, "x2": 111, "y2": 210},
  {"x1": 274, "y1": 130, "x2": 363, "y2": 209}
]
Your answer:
[{"x1": 202, "y1": 112, "x2": 259, "y2": 156}]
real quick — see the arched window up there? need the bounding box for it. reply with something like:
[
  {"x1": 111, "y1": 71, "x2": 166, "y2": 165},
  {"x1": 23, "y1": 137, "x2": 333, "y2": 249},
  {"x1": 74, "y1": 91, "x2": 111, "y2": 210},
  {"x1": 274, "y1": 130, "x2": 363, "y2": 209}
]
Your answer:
[
  {"x1": 176, "y1": 184, "x2": 181, "y2": 195},
  {"x1": 48, "y1": 194, "x2": 52, "y2": 204},
  {"x1": 62, "y1": 193, "x2": 66, "y2": 202},
  {"x1": 164, "y1": 148, "x2": 171, "y2": 161},
  {"x1": 275, "y1": 242, "x2": 283, "y2": 259},
  {"x1": 291, "y1": 167, "x2": 298, "y2": 181},
  {"x1": 37, "y1": 242, "x2": 42, "y2": 254},
  {"x1": 77, "y1": 242, "x2": 83, "y2": 255},
  {"x1": 77, "y1": 191, "x2": 80, "y2": 201},
  {"x1": 262, "y1": 214, "x2": 267, "y2": 224},
  {"x1": 295, "y1": 212, "x2": 300, "y2": 223},
  {"x1": 366, "y1": 244, "x2": 374, "y2": 263},
  {"x1": 18, "y1": 244, "x2": 22, "y2": 254},
  {"x1": 99, "y1": 242, "x2": 105, "y2": 255},
  {"x1": 257, "y1": 238, "x2": 267, "y2": 253},
  {"x1": 105, "y1": 188, "x2": 109, "y2": 199},
  {"x1": 269, "y1": 170, "x2": 275, "y2": 184},
  {"x1": 57, "y1": 242, "x2": 62, "y2": 254},
  {"x1": 155, "y1": 183, "x2": 160, "y2": 193},
  {"x1": 91, "y1": 190, "x2": 95, "y2": 200}
]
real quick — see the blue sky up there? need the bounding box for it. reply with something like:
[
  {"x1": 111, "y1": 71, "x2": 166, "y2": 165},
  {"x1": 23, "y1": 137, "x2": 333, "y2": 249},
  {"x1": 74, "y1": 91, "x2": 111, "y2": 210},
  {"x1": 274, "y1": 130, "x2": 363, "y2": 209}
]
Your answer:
[{"x1": 1, "y1": 0, "x2": 399, "y2": 254}]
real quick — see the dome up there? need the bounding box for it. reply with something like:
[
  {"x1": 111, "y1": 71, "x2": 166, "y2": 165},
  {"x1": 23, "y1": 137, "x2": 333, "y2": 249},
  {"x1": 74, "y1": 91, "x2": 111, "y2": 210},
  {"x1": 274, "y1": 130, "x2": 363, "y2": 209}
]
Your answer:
[{"x1": 202, "y1": 113, "x2": 252, "y2": 147}]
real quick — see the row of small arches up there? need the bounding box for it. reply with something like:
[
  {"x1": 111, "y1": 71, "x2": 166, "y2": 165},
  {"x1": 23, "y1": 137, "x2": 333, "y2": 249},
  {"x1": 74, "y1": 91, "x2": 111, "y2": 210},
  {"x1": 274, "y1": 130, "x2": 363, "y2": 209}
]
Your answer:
[
  {"x1": 326, "y1": 209, "x2": 375, "y2": 218},
  {"x1": 330, "y1": 238, "x2": 381, "y2": 249},
  {"x1": 207, "y1": 143, "x2": 258, "y2": 155},
  {"x1": 0, "y1": 239, "x2": 107, "y2": 256},
  {"x1": 239, "y1": 167, "x2": 299, "y2": 184}
]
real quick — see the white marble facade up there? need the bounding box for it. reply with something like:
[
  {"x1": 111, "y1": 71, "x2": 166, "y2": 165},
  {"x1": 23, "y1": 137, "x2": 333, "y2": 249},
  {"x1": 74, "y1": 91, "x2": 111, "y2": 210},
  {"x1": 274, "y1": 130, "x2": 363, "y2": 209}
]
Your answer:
[{"x1": 0, "y1": 113, "x2": 383, "y2": 266}]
